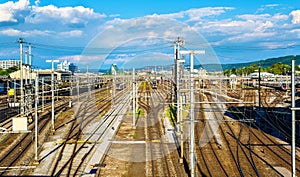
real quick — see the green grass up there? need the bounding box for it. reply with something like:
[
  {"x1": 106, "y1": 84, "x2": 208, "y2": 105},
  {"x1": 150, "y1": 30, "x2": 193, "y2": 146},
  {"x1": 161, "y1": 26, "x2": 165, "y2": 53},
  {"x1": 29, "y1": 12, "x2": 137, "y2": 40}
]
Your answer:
[
  {"x1": 132, "y1": 131, "x2": 138, "y2": 139},
  {"x1": 165, "y1": 105, "x2": 176, "y2": 127}
]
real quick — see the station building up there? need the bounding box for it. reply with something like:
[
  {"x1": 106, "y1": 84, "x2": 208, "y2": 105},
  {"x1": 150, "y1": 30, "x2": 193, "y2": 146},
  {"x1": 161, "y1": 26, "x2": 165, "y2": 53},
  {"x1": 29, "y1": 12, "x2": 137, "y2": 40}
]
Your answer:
[{"x1": 0, "y1": 59, "x2": 19, "y2": 69}]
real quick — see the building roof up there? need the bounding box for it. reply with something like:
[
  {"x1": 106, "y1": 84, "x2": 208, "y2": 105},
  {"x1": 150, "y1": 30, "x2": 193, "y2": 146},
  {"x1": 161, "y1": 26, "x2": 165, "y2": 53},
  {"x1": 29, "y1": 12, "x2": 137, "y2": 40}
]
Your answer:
[
  {"x1": 9, "y1": 66, "x2": 37, "y2": 80},
  {"x1": 9, "y1": 68, "x2": 71, "y2": 80}
]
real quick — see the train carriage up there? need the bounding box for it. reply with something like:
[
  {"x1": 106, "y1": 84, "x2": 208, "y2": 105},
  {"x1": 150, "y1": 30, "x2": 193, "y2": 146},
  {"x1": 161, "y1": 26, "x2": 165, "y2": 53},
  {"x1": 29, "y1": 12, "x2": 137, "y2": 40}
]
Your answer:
[{"x1": 115, "y1": 82, "x2": 126, "y2": 90}]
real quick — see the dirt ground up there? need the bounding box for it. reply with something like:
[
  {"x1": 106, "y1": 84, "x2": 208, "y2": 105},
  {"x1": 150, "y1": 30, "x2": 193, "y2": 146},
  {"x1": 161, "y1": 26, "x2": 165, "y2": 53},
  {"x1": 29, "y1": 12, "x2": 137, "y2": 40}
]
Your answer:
[{"x1": 99, "y1": 111, "x2": 147, "y2": 177}]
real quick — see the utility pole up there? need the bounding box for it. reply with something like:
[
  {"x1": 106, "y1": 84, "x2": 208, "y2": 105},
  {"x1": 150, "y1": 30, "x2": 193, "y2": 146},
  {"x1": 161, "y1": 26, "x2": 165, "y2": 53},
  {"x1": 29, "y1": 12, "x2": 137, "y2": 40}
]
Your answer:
[
  {"x1": 258, "y1": 66, "x2": 261, "y2": 109},
  {"x1": 86, "y1": 64, "x2": 90, "y2": 99},
  {"x1": 291, "y1": 59, "x2": 296, "y2": 177},
  {"x1": 19, "y1": 38, "x2": 24, "y2": 115},
  {"x1": 46, "y1": 60, "x2": 59, "y2": 131},
  {"x1": 69, "y1": 75, "x2": 73, "y2": 108},
  {"x1": 174, "y1": 38, "x2": 185, "y2": 162},
  {"x1": 174, "y1": 38, "x2": 184, "y2": 126},
  {"x1": 132, "y1": 68, "x2": 136, "y2": 126},
  {"x1": 180, "y1": 50, "x2": 205, "y2": 177},
  {"x1": 42, "y1": 78, "x2": 44, "y2": 112},
  {"x1": 14, "y1": 79, "x2": 16, "y2": 107},
  {"x1": 28, "y1": 44, "x2": 32, "y2": 84},
  {"x1": 77, "y1": 76, "x2": 80, "y2": 103},
  {"x1": 34, "y1": 74, "x2": 39, "y2": 163},
  {"x1": 25, "y1": 51, "x2": 28, "y2": 85}
]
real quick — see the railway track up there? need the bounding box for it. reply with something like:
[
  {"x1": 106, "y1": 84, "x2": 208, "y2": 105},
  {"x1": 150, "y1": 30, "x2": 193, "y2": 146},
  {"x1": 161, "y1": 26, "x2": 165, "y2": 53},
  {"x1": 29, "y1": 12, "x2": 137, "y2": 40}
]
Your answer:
[
  {"x1": 0, "y1": 99, "x2": 68, "y2": 176},
  {"x1": 227, "y1": 89, "x2": 300, "y2": 176},
  {"x1": 194, "y1": 93, "x2": 231, "y2": 177},
  {"x1": 243, "y1": 89, "x2": 300, "y2": 176},
  {"x1": 0, "y1": 85, "x2": 108, "y2": 176},
  {"x1": 50, "y1": 86, "x2": 131, "y2": 177},
  {"x1": 147, "y1": 88, "x2": 172, "y2": 177},
  {"x1": 50, "y1": 88, "x2": 113, "y2": 176},
  {"x1": 137, "y1": 82, "x2": 176, "y2": 177},
  {"x1": 198, "y1": 92, "x2": 260, "y2": 176}
]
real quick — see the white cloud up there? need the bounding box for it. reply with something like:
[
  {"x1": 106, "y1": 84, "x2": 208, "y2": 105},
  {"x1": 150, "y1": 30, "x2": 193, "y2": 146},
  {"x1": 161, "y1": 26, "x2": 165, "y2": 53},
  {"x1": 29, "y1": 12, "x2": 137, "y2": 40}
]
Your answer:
[
  {"x1": 258, "y1": 41, "x2": 297, "y2": 50},
  {"x1": 0, "y1": 28, "x2": 51, "y2": 37},
  {"x1": 0, "y1": 0, "x2": 30, "y2": 24},
  {"x1": 193, "y1": 11, "x2": 292, "y2": 45},
  {"x1": 226, "y1": 32, "x2": 276, "y2": 43},
  {"x1": 265, "y1": 4, "x2": 280, "y2": 7},
  {"x1": 237, "y1": 14, "x2": 271, "y2": 21},
  {"x1": 147, "y1": 7, "x2": 234, "y2": 21},
  {"x1": 109, "y1": 14, "x2": 120, "y2": 18},
  {"x1": 186, "y1": 7, "x2": 234, "y2": 21},
  {"x1": 34, "y1": 0, "x2": 40, "y2": 6},
  {"x1": 0, "y1": 0, "x2": 106, "y2": 30},
  {"x1": 290, "y1": 10, "x2": 300, "y2": 24},
  {"x1": 291, "y1": 29, "x2": 300, "y2": 38},
  {"x1": 59, "y1": 30, "x2": 83, "y2": 37},
  {"x1": 57, "y1": 55, "x2": 106, "y2": 64},
  {"x1": 273, "y1": 13, "x2": 289, "y2": 20},
  {"x1": 29, "y1": 4, "x2": 106, "y2": 27},
  {"x1": 0, "y1": 28, "x2": 83, "y2": 37},
  {"x1": 0, "y1": 29, "x2": 21, "y2": 36}
]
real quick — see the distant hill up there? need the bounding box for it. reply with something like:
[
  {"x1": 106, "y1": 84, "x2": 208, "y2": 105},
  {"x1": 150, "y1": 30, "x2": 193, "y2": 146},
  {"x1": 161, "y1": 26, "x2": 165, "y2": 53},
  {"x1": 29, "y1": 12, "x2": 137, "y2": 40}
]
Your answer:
[
  {"x1": 94, "y1": 55, "x2": 300, "y2": 73},
  {"x1": 221, "y1": 55, "x2": 300, "y2": 70}
]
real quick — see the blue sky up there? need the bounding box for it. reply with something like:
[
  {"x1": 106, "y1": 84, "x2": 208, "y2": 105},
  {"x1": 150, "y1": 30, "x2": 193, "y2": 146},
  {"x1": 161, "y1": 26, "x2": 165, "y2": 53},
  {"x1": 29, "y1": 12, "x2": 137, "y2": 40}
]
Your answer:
[{"x1": 0, "y1": 0, "x2": 299, "y2": 70}]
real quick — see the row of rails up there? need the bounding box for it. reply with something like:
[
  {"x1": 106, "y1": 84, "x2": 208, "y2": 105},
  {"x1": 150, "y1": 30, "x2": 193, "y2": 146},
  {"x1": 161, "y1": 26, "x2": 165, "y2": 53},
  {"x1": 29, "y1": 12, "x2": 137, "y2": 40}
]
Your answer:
[
  {"x1": 260, "y1": 88, "x2": 298, "y2": 144},
  {"x1": 137, "y1": 81, "x2": 177, "y2": 177},
  {"x1": 0, "y1": 80, "x2": 110, "y2": 122},
  {"x1": 153, "y1": 88, "x2": 187, "y2": 176},
  {"x1": 147, "y1": 86, "x2": 171, "y2": 177},
  {"x1": 0, "y1": 88, "x2": 70, "y2": 123},
  {"x1": 50, "y1": 85, "x2": 131, "y2": 177},
  {"x1": 197, "y1": 92, "x2": 260, "y2": 176},
  {"x1": 49, "y1": 86, "x2": 112, "y2": 176},
  {"x1": 194, "y1": 92, "x2": 232, "y2": 176},
  {"x1": 0, "y1": 83, "x2": 110, "y2": 176},
  {"x1": 94, "y1": 86, "x2": 134, "y2": 176},
  {"x1": 259, "y1": 89, "x2": 292, "y2": 140},
  {"x1": 226, "y1": 89, "x2": 300, "y2": 176},
  {"x1": 257, "y1": 89, "x2": 300, "y2": 175},
  {"x1": 186, "y1": 78, "x2": 257, "y2": 176},
  {"x1": 0, "y1": 99, "x2": 69, "y2": 176},
  {"x1": 0, "y1": 83, "x2": 107, "y2": 135}
]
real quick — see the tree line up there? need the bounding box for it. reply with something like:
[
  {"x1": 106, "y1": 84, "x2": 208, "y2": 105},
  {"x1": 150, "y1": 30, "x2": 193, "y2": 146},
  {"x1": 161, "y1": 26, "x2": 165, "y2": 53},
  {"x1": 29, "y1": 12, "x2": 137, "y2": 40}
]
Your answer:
[
  {"x1": 0, "y1": 66, "x2": 19, "y2": 76},
  {"x1": 223, "y1": 62, "x2": 300, "y2": 76}
]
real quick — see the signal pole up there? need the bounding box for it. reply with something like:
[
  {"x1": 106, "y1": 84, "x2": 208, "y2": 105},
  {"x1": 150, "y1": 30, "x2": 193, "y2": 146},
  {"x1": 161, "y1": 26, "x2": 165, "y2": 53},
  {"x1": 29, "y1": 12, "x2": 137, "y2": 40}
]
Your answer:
[{"x1": 180, "y1": 50, "x2": 205, "y2": 177}]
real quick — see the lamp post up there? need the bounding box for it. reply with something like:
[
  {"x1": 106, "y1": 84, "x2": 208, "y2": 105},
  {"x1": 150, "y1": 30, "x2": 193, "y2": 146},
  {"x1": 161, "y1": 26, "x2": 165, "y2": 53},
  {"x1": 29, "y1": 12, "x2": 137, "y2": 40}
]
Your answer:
[{"x1": 46, "y1": 60, "x2": 59, "y2": 131}]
